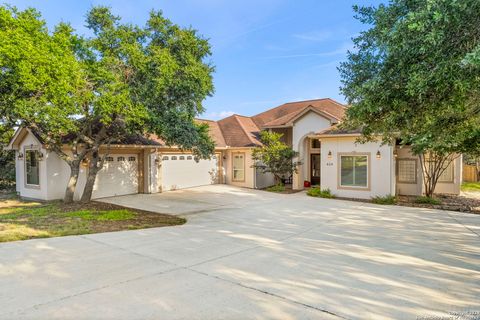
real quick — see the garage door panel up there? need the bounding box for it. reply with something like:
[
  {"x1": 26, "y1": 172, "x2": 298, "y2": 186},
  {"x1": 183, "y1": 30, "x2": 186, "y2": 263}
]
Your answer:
[
  {"x1": 92, "y1": 154, "x2": 138, "y2": 199},
  {"x1": 161, "y1": 154, "x2": 218, "y2": 191}
]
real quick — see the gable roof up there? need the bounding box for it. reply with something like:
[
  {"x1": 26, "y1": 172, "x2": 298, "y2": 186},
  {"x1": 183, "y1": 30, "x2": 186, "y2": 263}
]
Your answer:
[
  {"x1": 217, "y1": 115, "x2": 261, "y2": 147},
  {"x1": 251, "y1": 98, "x2": 346, "y2": 128}
]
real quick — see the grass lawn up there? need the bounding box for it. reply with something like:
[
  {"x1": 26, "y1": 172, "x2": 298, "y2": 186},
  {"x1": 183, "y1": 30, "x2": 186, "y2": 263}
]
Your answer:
[
  {"x1": 0, "y1": 197, "x2": 186, "y2": 242},
  {"x1": 462, "y1": 182, "x2": 480, "y2": 192}
]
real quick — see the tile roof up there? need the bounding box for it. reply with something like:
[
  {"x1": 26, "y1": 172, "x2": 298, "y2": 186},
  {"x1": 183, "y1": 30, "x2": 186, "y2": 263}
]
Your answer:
[
  {"x1": 195, "y1": 119, "x2": 227, "y2": 147},
  {"x1": 316, "y1": 125, "x2": 362, "y2": 136},
  {"x1": 196, "y1": 98, "x2": 346, "y2": 148},
  {"x1": 251, "y1": 98, "x2": 346, "y2": 128},
  {"x1": 217, "y1": 115, "x2": 261, "y2": 147}
]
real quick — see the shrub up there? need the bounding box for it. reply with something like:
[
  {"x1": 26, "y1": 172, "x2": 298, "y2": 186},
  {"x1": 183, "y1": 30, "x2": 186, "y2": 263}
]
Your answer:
[
  {"x1": 371, "y1": 195, "x2": 397, "y2": 205},
  {"x1": 307, "y1": 187, "x2": 335, "y2": 198},
  {"x1": 266, "y1": 184, "x2": 285, "y2": 193},
  {"x1": 414, "y1": 196, "x2": 441, "y2": 205}
]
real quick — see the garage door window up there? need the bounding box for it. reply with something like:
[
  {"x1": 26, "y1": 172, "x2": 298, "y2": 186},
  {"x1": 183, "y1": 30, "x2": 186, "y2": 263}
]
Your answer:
[
  {"x1": 117, "y1": 156, "x2": 125, "y2": 161},
  {"x1": 128, "y1": 156, "x2": 136, "y2": 162},
  {"x1": 232, "y1": 153, "x2": 245, "y2": 181},
  {"x1": 339, "y1": 154, "x2": 369, "y2": 189},
  {"x1": 25, "y1": 149, "x2": 40, "y2": 187}
]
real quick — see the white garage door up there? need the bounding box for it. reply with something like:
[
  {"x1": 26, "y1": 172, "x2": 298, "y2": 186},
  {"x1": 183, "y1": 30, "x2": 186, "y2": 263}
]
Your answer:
[
  {"x1": 92, "y1": 154, "x2": 139, "y2": 199},
  {"x1": 161, "y1": 154, "x2": 218, "y2": 191}
]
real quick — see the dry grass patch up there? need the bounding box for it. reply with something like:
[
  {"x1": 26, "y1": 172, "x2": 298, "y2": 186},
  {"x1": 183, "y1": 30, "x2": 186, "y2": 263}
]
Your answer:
[{"x1": 0, "y1": 197, "x2": 186, "y2": 242}]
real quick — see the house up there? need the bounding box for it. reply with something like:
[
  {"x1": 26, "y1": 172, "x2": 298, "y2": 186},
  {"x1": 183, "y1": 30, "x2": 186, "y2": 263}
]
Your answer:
[{"x1": 7, "y1": 98, "x2": 462, "y2": 201}]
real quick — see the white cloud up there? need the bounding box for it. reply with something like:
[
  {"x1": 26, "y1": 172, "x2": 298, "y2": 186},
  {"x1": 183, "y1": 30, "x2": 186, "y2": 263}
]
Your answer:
[{"x1": 205, "y1": 110, "x2": 236, "y2": 120}]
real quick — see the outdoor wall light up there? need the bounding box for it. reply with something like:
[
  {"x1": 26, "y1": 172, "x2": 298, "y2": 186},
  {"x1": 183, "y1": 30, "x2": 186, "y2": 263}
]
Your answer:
[
  {"x1": 376, "y1": 150, "x2": 381, "y2": 159},
  {"x1": 17, "y1": 152, "x2": 24, "y2": 160},
  {"x1": 155, "y1": 158, "x2": 160, "y2": 164},
  {"x1": 38, "y1": 152, "x2": 44, "y2": 161},
  {"x1": 393, "y1": 149, "x2": 398, "y2": 158},
  {"x1": 327, "y1": 151, "x2": 332, "y2": 159}
]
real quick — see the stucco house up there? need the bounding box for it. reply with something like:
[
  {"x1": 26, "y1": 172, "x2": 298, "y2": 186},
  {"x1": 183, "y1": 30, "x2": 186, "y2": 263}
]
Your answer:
[{"x1": 7, "y1": 98, "x2": 462, "y2": 201}]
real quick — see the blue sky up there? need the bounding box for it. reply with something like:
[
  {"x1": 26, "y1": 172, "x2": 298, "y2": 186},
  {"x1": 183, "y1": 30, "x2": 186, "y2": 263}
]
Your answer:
[{"x1": 11, "y1": 0, "x2": 382, "y2": 119}]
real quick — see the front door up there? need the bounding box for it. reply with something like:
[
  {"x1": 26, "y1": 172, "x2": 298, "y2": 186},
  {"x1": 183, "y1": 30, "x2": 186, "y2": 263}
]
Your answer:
[{"x1": 310, "y1": 154, "x2": 320, "y2": 185}]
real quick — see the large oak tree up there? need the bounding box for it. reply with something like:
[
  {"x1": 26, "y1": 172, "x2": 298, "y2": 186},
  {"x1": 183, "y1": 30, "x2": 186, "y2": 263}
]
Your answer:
[
  {"x1": 339, "y1": 0, "x2": 480, "y2": 197},
  {"x1": 0, "y1": 6, "x2": 215, "y2": 202}
]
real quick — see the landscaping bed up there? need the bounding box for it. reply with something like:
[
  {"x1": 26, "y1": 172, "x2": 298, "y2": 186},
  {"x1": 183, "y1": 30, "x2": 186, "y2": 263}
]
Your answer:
[{"x1": 0, "y1": 197, "x2": 186, "y2": 242}]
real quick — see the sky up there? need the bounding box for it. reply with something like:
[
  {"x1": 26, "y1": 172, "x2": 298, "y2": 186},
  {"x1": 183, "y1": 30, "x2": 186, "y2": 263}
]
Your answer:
[{"x1": 10, "y1": 0, "x2": 383, "y2": 119}]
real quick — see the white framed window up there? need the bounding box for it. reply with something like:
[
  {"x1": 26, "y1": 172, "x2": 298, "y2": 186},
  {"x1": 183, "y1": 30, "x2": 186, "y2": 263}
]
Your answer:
[
  {"x1": 171, "y1": 156, "x2": 177, "y2": 160},
  {"x1": 187, "y1": 156, "x2": 192, "y2": 160},
  {"x1": 117, "y1": 156, "x2": 125, "y2": 162},
  {"x1": 128, "y1": 156, "x2": 136, "y2": 162},
  {"x1": 179, "y1": 156, "x2": 185, "y2": 160},
  {"x1": 162, "y1": 156, "x2": 169, "y2": 160},
  {"x1": 105, "y1": 156, "x2": 114, "y2": 162},
  {"x1": 397, "y1": 159, "x2": 417, "y2": 183},
  {"x1": 232, "y1": 152, "x2": 245, "y2": 181},
  {"x1": 339, "y1": 154, "x2": 369, "y2": 188},
  {"x1": 25, "y1": 149, "x2": 40, "y2": 186}
]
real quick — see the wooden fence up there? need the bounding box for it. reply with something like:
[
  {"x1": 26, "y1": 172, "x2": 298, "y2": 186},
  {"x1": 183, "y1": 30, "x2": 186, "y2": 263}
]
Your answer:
[{"x1": 463, "y1": 164, "x2": 479, "y2": 182}]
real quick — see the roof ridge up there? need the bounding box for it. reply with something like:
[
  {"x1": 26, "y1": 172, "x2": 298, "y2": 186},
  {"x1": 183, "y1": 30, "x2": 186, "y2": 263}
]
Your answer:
[
  {"x1": 283, "y1": 98, "x2": 330, "y2": 105},
  {"x1": 233, "y1": 115, "x2": 258, "y2": 146}
]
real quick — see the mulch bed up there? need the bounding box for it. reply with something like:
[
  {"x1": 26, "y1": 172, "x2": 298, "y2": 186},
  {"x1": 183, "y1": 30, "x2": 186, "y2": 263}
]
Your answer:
[{"x1": 396, "y1": 194, "x2": 480, "y2": 214}]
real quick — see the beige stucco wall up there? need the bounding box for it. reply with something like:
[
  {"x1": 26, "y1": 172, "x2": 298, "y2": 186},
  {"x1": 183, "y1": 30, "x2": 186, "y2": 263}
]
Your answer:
[
  {"x1": 319, "y1": 137, "x2": 395, "y2": 199},
  {"x1": 223, "y1": 148, "x2": 255, "y2": 189},
  {"x1": 395, "y1": 146, "x2": 462, "y2": 195},
  {"x1": 291, "y1": 112, "x2": 332, "y2": 189}
]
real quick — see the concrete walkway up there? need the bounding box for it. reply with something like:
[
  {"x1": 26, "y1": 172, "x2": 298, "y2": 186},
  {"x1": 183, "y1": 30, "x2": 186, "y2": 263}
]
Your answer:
[{"x1": 0, "y1": 185, "x2": 479, "y2": 319}]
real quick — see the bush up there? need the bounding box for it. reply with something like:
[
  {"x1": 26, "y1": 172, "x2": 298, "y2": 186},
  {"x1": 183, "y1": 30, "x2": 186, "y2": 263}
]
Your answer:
[
  {"x1": 266, "y1": 184, "x2": 285, "y2": 193},
  {"x1": 414, "y1": 196, "x2": 441, "y2": 205},
  {"x1": 307, "y1": 187, "x2": 335, "y2": 198},
  {"x1": 371, "y1": 195, "x2": 397, "y2": 205}
]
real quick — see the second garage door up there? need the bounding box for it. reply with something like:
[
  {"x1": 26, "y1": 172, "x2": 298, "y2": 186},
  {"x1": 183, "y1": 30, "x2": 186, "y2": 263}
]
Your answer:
[
  {"x1": 161, "y1": 154, "x2": 218, "y2": 191},
  {"x1": 92, "y1": 154, "x2": 139, "y2": 199}
]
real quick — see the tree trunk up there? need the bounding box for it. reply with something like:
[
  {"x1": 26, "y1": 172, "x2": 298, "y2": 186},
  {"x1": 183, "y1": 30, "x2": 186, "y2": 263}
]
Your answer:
[
  {"x1": 80, "y1": 153, "x2": 100, "y2": 203},
  {"x1": 64, "y1": 160, "x2": 81, "y2": 203}
]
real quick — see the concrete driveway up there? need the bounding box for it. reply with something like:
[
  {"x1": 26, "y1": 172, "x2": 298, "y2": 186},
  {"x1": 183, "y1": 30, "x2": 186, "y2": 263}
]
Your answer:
[{"x1": 1, "y1": 185, "x2": 479, "y2": 320}]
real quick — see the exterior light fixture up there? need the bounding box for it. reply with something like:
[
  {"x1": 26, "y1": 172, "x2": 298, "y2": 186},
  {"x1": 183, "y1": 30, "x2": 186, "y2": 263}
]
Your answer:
[
  {"x1": 17, "y1": 152, "x2": 24, "y2": 160},
  {"x1": 38, "y1": 152, "x2": 44, "y2": 161},
  {"x1": 155, "y1": 158, "x2": 160, "y2": 164},
  {"x1": 327, "y1": 151, "x2": 332, "y2": 159},
  {"x1": 376, "y1": 150, "x2": 381, "y2": 159},
  {"x1": 393, "y1": 149, "x2": 398, "y2": 158}
]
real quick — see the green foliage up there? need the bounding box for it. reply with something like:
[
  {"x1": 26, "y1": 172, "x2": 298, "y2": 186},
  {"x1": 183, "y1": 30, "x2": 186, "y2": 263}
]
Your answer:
[
  {"x1": 307, "y1": 187, "x2": 335, "y2": 199},
  {"x1": 371, "y1": 195, "x2": 397, "y2": 205},
  {"x1": 340, "y1": 0, "x2": 480, "y2": 157},
  {"x1": 0, "y1": 126, "x2": 15, "y2": 190},
  {"x1": 461, "y1": 182, "x2": 480, "y2": 192},
  {"x1": 266, "y1": 184, "x2": 286, "y2": 193},
  {"x1": 0, "y1": 5, "x2": 215, "y2": 201},
  {"x1": 252, "y1": 131, "x2": 299, "y2": 183},
  {"x1": 414, "y1": 196, "x2": 441, "y2": 205}
]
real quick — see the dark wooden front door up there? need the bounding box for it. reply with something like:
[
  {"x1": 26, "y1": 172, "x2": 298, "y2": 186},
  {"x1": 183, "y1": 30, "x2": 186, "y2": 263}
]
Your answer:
[{"x1": 310, "y1": 154, "x2": 320, "y2": 185}]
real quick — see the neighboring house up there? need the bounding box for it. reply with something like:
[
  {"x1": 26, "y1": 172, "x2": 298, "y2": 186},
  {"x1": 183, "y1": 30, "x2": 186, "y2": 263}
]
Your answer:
[{"x1": 7, "y1": 98, "x2": 462, "y2": 200}]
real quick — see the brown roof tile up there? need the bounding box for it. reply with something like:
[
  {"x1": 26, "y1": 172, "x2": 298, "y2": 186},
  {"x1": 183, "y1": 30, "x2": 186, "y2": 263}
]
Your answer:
[
  {"x1": 217, "y1": 115, "x2": 261, "y2": 147},
  {"x1": 195, "y1": 119, "x2": 227, "y2": 147},
  {"x1": 252, "y1": 98, "x2": 346, "y2": 128}
]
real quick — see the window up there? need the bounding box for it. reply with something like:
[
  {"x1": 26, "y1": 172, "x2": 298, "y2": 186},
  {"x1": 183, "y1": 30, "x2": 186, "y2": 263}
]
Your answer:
[
  {"x1": 340, "y1": 154, "x2": 369, "y2": 188},
  {"x1": 187, "y1": 156, "x2": 192, "y2": 160},
  {"x1": 232, "y1": 153, "x2": 245, "y2": 181},
  {"x1": 179, "y1": 156, "x2": 185, "y2": 160},
  {"x1": 397, "y1": 159, "x2": 417, "y2": 183},
  {"x1": 162, "y1": 156, "x2": 169, "y2": 160},
  {"x1": 438, "y1": 162, "x2": 454, "y2": 182},
  {"x1": 128, "y1": 156, "x2": 136, "y2": 162},
  {"x1": 171, "y1": 156, "x2": 177, "y2": 160},
  {"x1": 25, "y1": 150, "x2": 40, "y2": 186},
  {"x1": 311, "y1": 139, "x2": 320, "y2": 149},
  {"x1": 117, "y1": 156, "x2": 125, "y2": 162},
  {"x1": 106, "y1": 156, "x2": 114, "y2": 162}
]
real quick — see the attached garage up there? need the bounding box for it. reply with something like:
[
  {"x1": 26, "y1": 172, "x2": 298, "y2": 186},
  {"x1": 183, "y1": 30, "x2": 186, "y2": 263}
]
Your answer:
[
  {"x1": 92, "y1": 154, "x2": 139, "y2": 199},
  {"x1": 161, "y1": 154, "x2": 219, "y2": 191}
]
